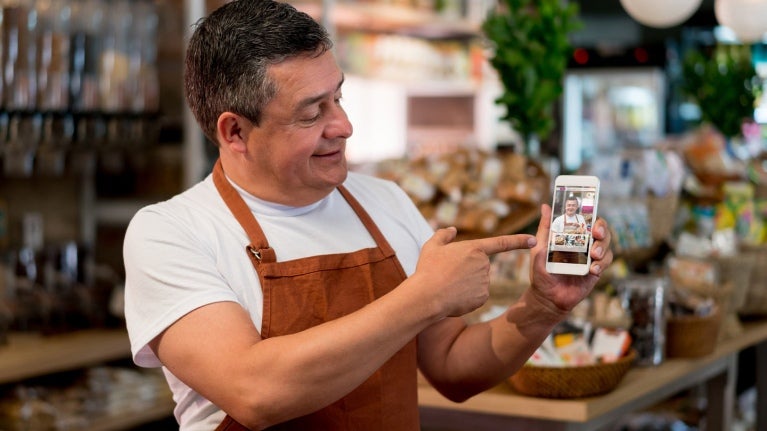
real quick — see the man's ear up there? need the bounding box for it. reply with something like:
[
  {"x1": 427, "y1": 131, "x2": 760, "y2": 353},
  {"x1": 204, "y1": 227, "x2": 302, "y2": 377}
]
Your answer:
[{"x1": 217, "y1": 112, "x2": 249, "y2": 154}]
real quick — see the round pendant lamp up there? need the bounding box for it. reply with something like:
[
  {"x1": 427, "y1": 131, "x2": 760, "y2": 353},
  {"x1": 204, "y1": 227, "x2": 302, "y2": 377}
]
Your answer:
[
  {"x1": 619, "y1": 0, "x2": 703, "y2": 28},
  {"x1": 715, "y1": 0, "x2": 767, "y2": 43}
]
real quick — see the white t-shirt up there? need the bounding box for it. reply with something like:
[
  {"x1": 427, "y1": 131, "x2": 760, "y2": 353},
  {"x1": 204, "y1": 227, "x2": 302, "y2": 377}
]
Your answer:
[{"x1": 123, "y1": 171, "x2": 434, "y2": 430}]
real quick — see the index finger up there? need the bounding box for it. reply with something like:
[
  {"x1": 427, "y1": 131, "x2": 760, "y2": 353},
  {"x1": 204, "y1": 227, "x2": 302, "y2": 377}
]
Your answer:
[{"x1": 465, "y1": 234, "x2": 537, "y2": 256}]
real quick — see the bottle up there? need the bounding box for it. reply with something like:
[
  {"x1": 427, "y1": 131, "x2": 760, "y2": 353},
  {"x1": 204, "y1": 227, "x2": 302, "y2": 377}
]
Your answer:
[
  {"x1": 36, "y1": 112, "x2": 74, "y2": 176},
  {"x1": 36, "y1": 0, "x2": 72, "y2": 111},
  {"x1": 3, "y1": 112, "x2": 42, "y2": 177},
  {"x1": 3, "y1": 0, "x2": 38, "y2": 110},
  {"x1": 0, "y1": 4, "x2": 5, "y2": 108},
  {"x1": 0, "y1": 199, "x2": 11, "y2": 343},
  {"x1": 99, "y1": 0, "x2": 132, "y2": 112},
  {"x1": 0, "y1": 198, "x2": 7, "y2": 250},
  {"x1": 12, "y1": 212, "x2": 46, "y2": 332},
  {"x1": 130, "y1": 0, "x2": 159, "y2": 113},
  {"x1": 69, "y1": 0, "x2": 104, "y2": 112}
]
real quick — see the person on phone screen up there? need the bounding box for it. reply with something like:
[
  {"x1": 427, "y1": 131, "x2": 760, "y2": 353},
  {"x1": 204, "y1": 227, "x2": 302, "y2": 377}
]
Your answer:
[
  {"x1": 551, "y1": 195, "x2": 587, "y2": 235},
  {"x1": 121, "y1": 1, "x2": 614, "y2": 430}
]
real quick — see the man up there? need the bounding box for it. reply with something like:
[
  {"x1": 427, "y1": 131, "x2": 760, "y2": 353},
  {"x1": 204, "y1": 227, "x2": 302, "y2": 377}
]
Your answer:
[
  {"x1": 123, "y1": 1, "x2": 613, "y2": 430},
  {"x1": 549, "y1": 194, "x2": 590, "y2": 264},
  {"x1": 551, "y1": 195, "x2": 587, "y2": 234}
]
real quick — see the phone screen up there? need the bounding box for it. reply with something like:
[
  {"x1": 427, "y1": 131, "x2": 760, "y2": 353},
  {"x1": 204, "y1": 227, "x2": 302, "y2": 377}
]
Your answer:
[{"x1": 546, "y1": 182, "x2": 599, "y2": 272}]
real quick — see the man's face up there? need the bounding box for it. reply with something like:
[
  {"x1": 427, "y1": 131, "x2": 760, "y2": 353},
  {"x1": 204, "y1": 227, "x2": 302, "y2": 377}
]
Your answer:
[
  {"x1": 243, "y1": 50, "x2": 353, "y2": 206},
  {"x1": 565, "y1": 199, "x2": 579, "y2": 216}
]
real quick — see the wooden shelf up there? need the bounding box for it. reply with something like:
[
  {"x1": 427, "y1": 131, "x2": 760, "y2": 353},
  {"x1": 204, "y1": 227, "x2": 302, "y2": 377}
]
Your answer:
[
  {"x1": 88, "y1": 396, "x2": 175, "y2": 431},
  {"x1": 0, "y1": 329, "x2": 132, "y2": 384},
  {"x1": 418, "y1": 319, "x2": 767, "y2": 430},
  {"x1": 294, "y1": 2, "x2": 480, "y2": 38},
  {"x1": 0, "y1": 329, "x2": 176, "y2": 430},
  {"x1": 95, "y1": 199, "x2": 156, "y2": 225}
]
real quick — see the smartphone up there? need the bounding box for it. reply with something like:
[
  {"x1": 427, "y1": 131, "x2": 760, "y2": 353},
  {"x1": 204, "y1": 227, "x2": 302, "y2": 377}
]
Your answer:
[{"x1": 545, "y1": 175, "x2": 600, "y2": 276}]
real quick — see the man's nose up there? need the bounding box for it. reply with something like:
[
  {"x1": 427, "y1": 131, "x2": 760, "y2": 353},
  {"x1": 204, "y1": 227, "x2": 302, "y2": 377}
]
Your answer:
[{"x1": 325, "y1": 105, "x2": 353, "y2": 139}]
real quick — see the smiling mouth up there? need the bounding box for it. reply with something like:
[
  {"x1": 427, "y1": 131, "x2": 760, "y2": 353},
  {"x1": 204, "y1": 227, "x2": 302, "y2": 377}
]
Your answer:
[
  {"x1": 314, "y1": 145, "x2": 345, "y2": 158},
  {"x1": 315, "y1": 150, "x2": 340, "y2": 157}
]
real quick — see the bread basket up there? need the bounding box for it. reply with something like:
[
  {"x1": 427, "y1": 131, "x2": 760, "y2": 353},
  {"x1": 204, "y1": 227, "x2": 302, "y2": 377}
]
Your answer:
[{"x1": 508, "y1": 350, "x2": 636, "y2": 399}]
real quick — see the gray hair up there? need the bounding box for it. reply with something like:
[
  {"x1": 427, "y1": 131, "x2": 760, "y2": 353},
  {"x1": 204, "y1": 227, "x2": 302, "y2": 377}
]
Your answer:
[{"x1": 184, "y1": 0, "x2": 333, "y2": 144}]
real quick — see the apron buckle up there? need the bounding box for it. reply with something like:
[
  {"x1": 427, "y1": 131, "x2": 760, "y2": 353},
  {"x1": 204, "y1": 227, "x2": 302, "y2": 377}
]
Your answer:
[{"x1": 247, "y1": 245, "x2": 262, "y2": 261}]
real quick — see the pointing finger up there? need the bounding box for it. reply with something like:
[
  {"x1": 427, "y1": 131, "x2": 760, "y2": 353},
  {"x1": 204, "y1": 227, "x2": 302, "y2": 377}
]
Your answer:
[{"x1": 464, "y1": 234, "x2": 537, "y2": 256}]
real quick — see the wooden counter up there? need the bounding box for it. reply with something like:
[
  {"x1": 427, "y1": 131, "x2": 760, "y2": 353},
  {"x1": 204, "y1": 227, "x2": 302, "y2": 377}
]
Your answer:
[{"x1": 419, "y1": 319, "x2": 767, "y2": 431}]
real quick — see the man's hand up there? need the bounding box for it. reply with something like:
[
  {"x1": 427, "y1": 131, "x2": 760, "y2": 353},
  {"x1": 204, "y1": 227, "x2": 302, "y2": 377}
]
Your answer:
[
  {"x1": 414, "y1": 227, "x2": 537, "y2": 318},
  {"x1": 528, "y1": 204, "x2": 613, "y2": 316}
]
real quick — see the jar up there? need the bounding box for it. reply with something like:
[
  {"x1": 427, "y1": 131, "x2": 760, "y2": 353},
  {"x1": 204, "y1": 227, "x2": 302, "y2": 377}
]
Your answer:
[{"x1": 619, "y1": 275, "x2": 668, "y2": 366}]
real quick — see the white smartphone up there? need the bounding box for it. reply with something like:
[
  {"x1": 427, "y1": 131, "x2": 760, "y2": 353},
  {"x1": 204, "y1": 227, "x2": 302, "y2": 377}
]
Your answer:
[{"x1": 545, "y1": 175, "x2": 600, "y2": 276}]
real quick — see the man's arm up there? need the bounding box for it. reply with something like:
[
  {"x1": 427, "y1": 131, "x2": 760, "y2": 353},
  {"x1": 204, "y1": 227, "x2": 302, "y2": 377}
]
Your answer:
[{"x1": 150, "y1": 228, "x2": 536, "y2": 429}]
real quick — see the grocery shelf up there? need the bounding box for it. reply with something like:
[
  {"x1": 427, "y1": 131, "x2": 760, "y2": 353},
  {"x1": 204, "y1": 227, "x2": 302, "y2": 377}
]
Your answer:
[
  {"x1": 294, "y1": 2, "x2": 480, "y2": 38},
  {"x1": 95, "y1": 199, "x2": 156, "y2": 225},
  {"x1": 88, "y1": 397, "x2": 176, "y2": 431},
  {"x1": 0, "y1": 328, "x2": 132, "y2": 384},
  {"x1": 0, "y1": 328, "x2": 176, "y2": 431}
]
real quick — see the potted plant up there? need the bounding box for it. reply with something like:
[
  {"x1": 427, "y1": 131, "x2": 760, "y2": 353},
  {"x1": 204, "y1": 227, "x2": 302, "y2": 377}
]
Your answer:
[
  {"x1": 680, "y1": 43, "x2": 760, "y2": 139},
  {"x1": 482, "y1": 0, "x2": 581, "y2": 157}
]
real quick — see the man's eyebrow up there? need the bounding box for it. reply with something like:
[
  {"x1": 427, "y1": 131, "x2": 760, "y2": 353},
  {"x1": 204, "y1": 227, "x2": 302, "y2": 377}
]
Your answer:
[{"x1": 295, "y1": 73, "x2": 345, "y2": 111}]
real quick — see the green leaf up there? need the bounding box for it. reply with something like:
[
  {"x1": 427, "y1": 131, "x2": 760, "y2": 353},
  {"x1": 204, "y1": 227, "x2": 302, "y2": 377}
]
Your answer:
[
  {"x1": 680, "y1": 44, "x2": 760, "y2": 137},
  {"x1": 483, "y1": 0, "x2": 581, "y2": 143}
]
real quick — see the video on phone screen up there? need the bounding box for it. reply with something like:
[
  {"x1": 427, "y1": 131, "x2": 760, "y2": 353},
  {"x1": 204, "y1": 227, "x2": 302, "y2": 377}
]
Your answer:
[{"x1": 547, "y1": 185, "x2": 597, "y2": 265}]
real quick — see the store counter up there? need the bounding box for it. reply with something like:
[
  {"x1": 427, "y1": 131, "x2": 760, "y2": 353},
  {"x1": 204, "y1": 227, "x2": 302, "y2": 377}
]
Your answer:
[{"x1": 418, "y1": 319, "x2": 767, "y2": 431}]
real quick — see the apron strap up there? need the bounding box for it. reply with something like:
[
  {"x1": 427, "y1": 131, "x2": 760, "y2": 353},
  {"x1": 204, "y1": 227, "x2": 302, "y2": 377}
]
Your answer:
[
  {"x1": 337, "y1": 185, "x2": 396, "y2": 258},
  {"x1": 212, "y1": 159, "x2": 275, "y2": 262},
  {"x1": 213, "y1": 158, "x2": 399, "y2": 266}
]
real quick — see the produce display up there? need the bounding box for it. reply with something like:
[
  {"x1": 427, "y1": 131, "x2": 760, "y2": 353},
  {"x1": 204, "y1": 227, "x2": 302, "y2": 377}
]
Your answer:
[{"x1": 374, "y1": 148, "x2": 549, "y2": 237}]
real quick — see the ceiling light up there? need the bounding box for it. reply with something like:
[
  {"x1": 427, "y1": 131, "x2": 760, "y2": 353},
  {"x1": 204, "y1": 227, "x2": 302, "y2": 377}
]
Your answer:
[
  {"x1": 619, "y1": 0, "x2": 703, "y2": 28},
  {"x1": 715, "y1": 0, "x2": 767, "y2": 43}
]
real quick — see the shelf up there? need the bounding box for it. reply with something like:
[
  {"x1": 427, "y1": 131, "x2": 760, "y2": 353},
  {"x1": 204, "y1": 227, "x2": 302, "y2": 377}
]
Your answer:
[
  {"x1": 0, "y1": 329, "x2": 176, "y2": 430},
  {"x1": 95, "y1": 199, "x2": 155, "y2": 225},
  {"x1": 294, "y1": 2, "x2": 480, "y2": 39},
  {"x1": 88, "y1": 396, "x2": 175, "y2": 431},
  {"x1": 0, "y1": 328, "x2": 132, "y2": 384}
]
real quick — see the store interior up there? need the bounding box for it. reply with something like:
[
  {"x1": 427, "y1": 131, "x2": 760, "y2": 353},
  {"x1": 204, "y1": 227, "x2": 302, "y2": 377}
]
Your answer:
[{"x1": 0, "y1": 0, "x2": 766, "y2": 430}]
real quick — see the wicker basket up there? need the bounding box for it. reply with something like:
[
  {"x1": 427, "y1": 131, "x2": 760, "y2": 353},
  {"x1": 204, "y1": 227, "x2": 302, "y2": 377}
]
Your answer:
[
  {"x1": 738, "y1": 245, "x2": 767, "y2": 317},
  {"x1": 716, "y1": 254, "x2": 754, "y2": 313},
  {"x1": 647, "y1": 193, "x2": 680, "y2": 244},
  {"x1": 666, "y1": 309, "x2": 722, "y2": 358},
  {"x1": 508, "y1": 350, "x2": 636, "y2": 399},
  {"x1": 668, "y1": 267, "x2": 734, "y2": 341}
]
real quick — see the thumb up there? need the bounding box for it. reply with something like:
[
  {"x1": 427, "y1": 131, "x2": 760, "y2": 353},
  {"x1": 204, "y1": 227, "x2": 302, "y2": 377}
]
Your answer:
[{"x1": 427, "y1": 226, "x2": 458, "y2": 248}]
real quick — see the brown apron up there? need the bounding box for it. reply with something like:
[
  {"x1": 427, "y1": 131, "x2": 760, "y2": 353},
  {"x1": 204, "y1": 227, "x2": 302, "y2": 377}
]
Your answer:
[{"x1": 212, "y1": 160, "x2": 419, "y2": 431}]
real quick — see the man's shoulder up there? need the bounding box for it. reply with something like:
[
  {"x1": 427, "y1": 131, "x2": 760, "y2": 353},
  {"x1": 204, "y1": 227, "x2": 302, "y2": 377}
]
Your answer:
[{"x1": 129, "y1": 175, "x2": 221, "y2": 226}]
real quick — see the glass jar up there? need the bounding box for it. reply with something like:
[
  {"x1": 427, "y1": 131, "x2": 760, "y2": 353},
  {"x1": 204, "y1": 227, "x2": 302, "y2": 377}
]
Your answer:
[{"x1": 620, "y1": 275, "x2": 668, "y2": 366}]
